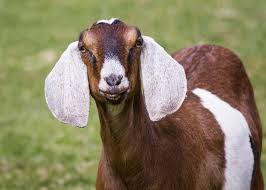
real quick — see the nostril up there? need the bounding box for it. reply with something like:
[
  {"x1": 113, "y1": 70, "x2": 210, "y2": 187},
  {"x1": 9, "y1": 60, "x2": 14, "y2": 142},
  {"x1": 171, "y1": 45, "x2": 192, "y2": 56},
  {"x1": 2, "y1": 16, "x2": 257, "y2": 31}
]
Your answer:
[
  {"x1": 105, "y1": 74, "x2": 123, "y2": 86},
  {"x1": 117, "y1": 75, "x2": 123, "y2": 85}
]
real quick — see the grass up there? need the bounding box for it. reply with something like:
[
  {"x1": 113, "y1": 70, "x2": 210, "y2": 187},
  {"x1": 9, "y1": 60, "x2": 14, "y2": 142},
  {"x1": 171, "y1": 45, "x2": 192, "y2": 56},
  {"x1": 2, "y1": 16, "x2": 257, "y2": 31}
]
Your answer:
[{"x1": 0, "y1": 0, "x2": 265, "y2": 189}]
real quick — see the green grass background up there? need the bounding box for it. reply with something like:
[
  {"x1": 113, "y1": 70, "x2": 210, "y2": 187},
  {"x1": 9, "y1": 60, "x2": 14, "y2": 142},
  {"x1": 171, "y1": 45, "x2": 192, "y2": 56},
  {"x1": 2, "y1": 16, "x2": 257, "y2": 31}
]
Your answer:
[{"x1": 0, "y1": 0, "x2": 265, "y2": 189}]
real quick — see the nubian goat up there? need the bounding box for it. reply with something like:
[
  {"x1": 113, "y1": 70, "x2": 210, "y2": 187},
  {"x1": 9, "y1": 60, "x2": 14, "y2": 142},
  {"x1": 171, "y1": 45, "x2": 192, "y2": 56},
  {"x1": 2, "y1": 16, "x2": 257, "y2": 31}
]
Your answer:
[{"x1": 45, "y1": 19, "x2": 263, "y2": 189}]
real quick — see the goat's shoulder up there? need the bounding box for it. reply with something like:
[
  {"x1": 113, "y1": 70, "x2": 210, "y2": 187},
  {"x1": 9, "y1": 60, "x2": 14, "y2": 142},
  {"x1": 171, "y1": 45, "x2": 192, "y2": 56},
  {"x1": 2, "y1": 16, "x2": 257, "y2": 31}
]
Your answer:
[
  {"x1": 153, "y1": 91, "x2": 226, "y2": 188},
  {"x1": 157, "y1": 91, "x2": 225, "y2": 154},
  {"x1": 177, "y1": 88, "x2": 246, "y2": 142}
]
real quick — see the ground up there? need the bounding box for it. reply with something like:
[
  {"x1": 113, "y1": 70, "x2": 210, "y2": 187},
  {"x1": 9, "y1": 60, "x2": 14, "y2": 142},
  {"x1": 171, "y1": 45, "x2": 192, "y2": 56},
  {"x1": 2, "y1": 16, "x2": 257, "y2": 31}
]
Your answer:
[{"x1": 0, "y1": 0, "x2": 265, "y2": 189}]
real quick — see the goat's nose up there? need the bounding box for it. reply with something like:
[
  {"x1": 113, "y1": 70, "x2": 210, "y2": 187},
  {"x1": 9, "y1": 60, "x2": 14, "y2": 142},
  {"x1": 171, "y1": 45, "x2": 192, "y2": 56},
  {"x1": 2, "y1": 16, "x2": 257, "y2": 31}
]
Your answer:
[{"x1": 104, "y1": 74, "x2": 123, "y2": 86}]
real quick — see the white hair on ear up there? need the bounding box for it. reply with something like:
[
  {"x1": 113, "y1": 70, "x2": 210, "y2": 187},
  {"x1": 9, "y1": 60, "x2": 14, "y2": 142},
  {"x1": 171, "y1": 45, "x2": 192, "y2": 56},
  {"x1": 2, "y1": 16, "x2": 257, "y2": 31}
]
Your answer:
[
  {"x1": 141, "y1": 36, "x2": 187, "y2": 121},
  {"x1": 44, "y1": 41, "x2": 90, "y2": 127}
]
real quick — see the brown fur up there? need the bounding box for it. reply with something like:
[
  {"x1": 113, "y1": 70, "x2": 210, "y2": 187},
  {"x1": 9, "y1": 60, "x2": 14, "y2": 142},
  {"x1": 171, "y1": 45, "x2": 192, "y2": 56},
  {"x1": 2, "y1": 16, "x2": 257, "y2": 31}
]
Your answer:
[
  {"x1": 78, "y1": 21, "x2": 263, "y2": 189},
  {"x1": 172, "y1": 45, "x2": 264, "y2": 189}
]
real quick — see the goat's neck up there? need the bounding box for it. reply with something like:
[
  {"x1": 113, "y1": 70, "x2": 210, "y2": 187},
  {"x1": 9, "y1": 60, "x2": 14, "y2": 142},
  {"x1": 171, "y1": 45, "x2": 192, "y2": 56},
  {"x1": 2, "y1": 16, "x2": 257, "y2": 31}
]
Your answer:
[{"x1": 96, "y1": 83, "x2": 153, "y2": 179}]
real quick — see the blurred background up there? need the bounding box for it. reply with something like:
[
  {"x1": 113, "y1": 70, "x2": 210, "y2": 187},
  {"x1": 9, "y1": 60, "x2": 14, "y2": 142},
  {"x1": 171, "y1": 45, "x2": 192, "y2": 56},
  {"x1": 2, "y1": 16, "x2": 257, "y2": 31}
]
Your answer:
[{"x1": 0, "y1": 0, "x2": 265, "y2": 189}]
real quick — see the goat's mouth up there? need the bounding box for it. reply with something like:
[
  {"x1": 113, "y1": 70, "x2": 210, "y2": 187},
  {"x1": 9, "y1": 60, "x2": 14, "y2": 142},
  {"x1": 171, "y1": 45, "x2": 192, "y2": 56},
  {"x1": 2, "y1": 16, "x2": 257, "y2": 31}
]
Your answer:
[{"x1": 99, "y1": 88, "x2": 129, "y2": 103}]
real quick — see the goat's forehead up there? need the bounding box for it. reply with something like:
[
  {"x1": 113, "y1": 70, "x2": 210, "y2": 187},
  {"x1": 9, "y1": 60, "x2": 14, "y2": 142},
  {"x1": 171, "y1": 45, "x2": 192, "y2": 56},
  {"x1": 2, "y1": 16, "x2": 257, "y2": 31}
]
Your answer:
[
  {"x1": 83, "y1": 19, "x2": 139, "y2": 55},
  {"x1": 89, "y1": 19, "x2": 127, "y2": 34}
]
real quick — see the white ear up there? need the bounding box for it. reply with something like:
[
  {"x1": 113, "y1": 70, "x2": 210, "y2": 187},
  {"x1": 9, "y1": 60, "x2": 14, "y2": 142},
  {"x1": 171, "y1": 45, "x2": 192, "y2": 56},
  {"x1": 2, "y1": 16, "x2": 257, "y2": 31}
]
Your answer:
[
  {"x1": 141, "y1": 36, "x2": 187, "y2": 121},
  {"x1": 44, "y1": 41, "x2": 90, "y2": 127}
]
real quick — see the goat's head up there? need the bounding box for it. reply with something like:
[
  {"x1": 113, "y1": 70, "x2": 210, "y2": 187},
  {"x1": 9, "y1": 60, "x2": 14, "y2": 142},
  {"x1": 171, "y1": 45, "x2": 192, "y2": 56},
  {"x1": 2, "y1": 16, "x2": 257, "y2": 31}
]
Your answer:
[
  {"x1": 78, "y1": 19, "x2": 142, "y2": 105},
  {"x1": 44, "y1": 18, "x2": 187, "y2": 127}
]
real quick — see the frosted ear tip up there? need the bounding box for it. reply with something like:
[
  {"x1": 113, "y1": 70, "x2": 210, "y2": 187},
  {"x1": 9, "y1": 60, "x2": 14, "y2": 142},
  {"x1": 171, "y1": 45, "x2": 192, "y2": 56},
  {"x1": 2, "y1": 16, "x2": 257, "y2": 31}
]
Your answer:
[
  {"x1": 69, "y1": 124, "x2": 87, "y2": 128},
  {"x1": 58, "y1": 120, "x2": 88, "y2": 128},
  {"x1": 75, "y1": 125, "x2": 87, "y2": 128}
]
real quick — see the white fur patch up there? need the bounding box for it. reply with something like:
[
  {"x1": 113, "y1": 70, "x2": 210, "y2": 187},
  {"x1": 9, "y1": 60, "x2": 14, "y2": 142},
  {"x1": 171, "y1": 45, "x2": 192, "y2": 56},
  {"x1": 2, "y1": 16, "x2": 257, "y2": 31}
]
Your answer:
[
  {"x1": 99, "y1": 57, "x2": 129, "y2": 91},
  {"x1": 96, "y1": 18, "x2": 118, "y2": 25},
  {"x1": 193, "y1": 88, "x2": 253, "y2": 190}
]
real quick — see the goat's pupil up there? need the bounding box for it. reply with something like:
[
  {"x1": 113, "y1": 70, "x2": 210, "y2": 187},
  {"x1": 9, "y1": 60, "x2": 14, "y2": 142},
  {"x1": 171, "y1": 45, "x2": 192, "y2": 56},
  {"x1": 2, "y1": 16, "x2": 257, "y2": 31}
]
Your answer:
[
  {"x1": 136, "y1": 40, "x2": 142, "y2": 47},
  {"x1": 79, "y1": 46, "x2": 86, "y2": 53}
]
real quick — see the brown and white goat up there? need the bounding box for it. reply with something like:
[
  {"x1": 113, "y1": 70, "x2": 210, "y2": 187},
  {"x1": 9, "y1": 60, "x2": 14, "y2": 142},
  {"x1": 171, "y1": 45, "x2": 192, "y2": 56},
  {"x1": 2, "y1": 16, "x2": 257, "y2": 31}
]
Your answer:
[{"x1": 45, "y1": 18, "x2": 263, "y2": 189}]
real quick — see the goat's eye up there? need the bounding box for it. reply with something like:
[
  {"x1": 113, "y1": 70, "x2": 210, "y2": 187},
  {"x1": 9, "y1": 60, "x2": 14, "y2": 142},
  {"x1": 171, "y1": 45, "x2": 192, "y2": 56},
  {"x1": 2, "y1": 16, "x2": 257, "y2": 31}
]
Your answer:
[
  {"x1": 135, "y1": 37, "x2": 143, "y2": 48},
  {"x1": 79, "y1": 46, "x2": 87, "y2": 53}
]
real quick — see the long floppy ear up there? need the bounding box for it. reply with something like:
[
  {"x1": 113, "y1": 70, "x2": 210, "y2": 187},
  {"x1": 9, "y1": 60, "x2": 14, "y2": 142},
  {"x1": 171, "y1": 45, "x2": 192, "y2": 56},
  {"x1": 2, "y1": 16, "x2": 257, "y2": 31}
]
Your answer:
[
  {"x1": 44, "y1": 41, "x2": 90, "y2": 127},
  {"x1": 141, "y1": 36, "x2": 187, "y2": 121}
]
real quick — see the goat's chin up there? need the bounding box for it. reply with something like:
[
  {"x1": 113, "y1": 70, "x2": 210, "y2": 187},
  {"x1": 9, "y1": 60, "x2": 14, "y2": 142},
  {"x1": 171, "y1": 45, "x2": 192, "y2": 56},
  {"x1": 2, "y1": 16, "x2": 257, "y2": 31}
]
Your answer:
[{"x1": 107, "y1": 99, "x2": 124, "y2": 105}]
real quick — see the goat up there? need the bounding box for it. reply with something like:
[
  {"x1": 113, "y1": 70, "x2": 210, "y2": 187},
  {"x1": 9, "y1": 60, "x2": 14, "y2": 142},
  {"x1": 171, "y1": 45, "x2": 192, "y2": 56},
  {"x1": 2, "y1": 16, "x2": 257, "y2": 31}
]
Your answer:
[{"x1": 44, "y1": 18, "x2": 263, "y2": 189}]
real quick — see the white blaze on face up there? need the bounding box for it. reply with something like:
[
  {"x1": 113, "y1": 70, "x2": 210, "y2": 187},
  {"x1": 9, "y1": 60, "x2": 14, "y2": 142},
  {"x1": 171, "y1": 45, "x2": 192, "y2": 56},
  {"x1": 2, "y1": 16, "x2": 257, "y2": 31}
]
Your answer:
[
  {"x1": 96, "y1": 18, "x2": 118, "y2": 25},
  {"x1": 193, "y1": 88, "x2": 254, "y2": 190},
  {"x1": 99, "y1": 57, "x2": 129, "y2": 91}
]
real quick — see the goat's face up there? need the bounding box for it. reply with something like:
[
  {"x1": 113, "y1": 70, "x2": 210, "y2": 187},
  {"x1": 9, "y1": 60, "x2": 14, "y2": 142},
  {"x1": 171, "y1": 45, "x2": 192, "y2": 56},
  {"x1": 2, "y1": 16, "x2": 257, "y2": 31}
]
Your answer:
[
  {"x1": 78, "y1": 20, "x2": 143, "y2": 104},
  {"x1": 45, "y1": 18, "x2": 187, "y2": 127}
]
